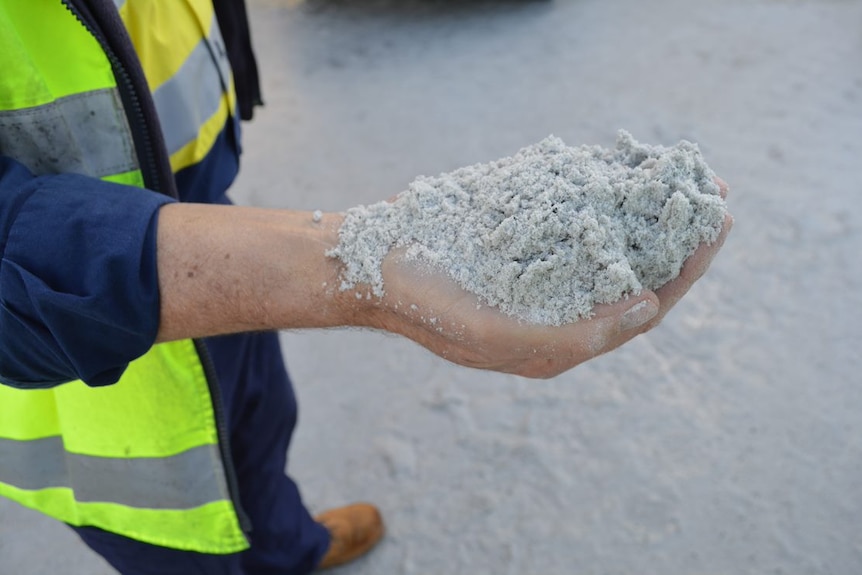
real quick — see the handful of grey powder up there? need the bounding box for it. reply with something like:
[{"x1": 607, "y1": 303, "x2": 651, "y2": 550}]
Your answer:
[{"x1": 328, "y1": 131, "x2": 727, "y2": 326}]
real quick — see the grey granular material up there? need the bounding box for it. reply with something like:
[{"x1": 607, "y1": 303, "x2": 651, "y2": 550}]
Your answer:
[{"x1": 328, "y1": 131, "x2": 727, "y2": 325}]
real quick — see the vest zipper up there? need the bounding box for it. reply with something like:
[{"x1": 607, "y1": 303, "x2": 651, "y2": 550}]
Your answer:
[
  {"x1": 60, "y1": 0, "x2": 177, "y2": 199},
  {"x1": 60, "y1": 0, "x2": 250, "y2": 534},
  {"x1": 194, "y1": 340, "x2": 253, "y2": 533}
]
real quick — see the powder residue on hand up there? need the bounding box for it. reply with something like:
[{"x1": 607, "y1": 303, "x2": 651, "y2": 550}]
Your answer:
[{"x1": 327, "y1": 131, "x2": 727, "y2": 326}]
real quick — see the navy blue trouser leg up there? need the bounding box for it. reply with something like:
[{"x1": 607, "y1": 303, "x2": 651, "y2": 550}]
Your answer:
[{"x1": 72, "y1": 332, "x2": 330, "y2": 575}]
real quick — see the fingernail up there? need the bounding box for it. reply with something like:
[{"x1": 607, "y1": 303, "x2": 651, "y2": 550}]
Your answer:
[{"x1": 620, "y1": 300, "x2": 659, "y2": 331}]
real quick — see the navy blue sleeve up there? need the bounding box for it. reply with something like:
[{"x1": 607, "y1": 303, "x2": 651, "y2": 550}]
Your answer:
[{"x1": 0, "y1": 156, "x2": 175, "y2": 389}]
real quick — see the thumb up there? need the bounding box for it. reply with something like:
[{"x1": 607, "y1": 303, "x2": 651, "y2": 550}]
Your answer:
[
  {"x1": 579, "y1": 292, "x2": 660, "y2": 356},
  {"x1": 618, "y1": 296, "x2": 660, "y2": 332}
]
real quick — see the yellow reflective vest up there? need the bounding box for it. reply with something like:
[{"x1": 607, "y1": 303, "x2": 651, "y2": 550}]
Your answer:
[{"x1": 0, "y1": 0, "x2": 249, "y2": 554}]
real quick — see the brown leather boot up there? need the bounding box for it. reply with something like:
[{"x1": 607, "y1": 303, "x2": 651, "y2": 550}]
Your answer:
[{"x1": 314, "y1": 503, "x2": 384, "y2": 570}]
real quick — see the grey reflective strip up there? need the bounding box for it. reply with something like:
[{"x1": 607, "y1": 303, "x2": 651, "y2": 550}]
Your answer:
[
  {"x1": 0, "y1": 88, "x2": 139, "y2": 178},
  {"x1": 206, "y1": 13, "x2": 233, "y2": 93},
  {"x1": 0, "y1": 437, "x2": 228, "y2": 510},
  {"x1": 112, "y1": 0, "x2": 126, "y2": 9},
  {"x1": 153, "y1": 14, "x2": 231, "y2": 156}
]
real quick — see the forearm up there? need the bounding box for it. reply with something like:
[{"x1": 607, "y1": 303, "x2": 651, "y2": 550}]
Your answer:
[{"x1": 155, "y1": 203, "x2": 354, "y2": 342}]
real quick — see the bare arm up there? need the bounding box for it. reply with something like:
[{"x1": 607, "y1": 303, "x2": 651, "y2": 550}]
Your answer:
[
  {"x1": 155, "y1": 204, "x2": 351, "y2": 340},
  {"x1": 156, "y1": 182, "x2": 732, "y2": 379}
]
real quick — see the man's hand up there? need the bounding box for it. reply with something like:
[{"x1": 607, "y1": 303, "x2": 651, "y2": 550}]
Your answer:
[{"x1": 352, "y1": 179, "x2": 732, "y2": 378}]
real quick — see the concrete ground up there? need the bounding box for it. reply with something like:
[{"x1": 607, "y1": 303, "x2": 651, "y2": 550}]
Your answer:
[{"x1": 2, "y1": 0, "x2": 861, "y2": 573}]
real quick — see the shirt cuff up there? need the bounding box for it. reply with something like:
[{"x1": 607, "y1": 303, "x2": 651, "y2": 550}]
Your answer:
[{"x1": 0, "y1": 160, "x2": 175, "y2": 388}]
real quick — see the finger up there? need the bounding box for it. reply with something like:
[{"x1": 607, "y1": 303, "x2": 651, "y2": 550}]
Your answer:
[
  {"x1": 581, "y1": 291, "x2": 661, "y2": 354},
  {"x1": 514, "y1": 204, "x2": 731, "y2": 378},
  {"x1": 509, "y1": 291, "x2": 660, "y2": 378},
  {"x1": 714, "y1": 176, "x2": 729, "y2": 199},
  {"x1": 650, "y1": 212, "x2": 733, "y2": 321}
]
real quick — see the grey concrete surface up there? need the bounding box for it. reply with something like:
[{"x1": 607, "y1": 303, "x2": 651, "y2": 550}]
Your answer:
[{"x1": 2, "y1": 0, "x2": 861, "y2": 573}]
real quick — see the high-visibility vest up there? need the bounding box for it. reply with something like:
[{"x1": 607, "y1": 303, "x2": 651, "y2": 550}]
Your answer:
[{"x1": 0, "y1": 0, "x2": 249, "y2": 554}]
